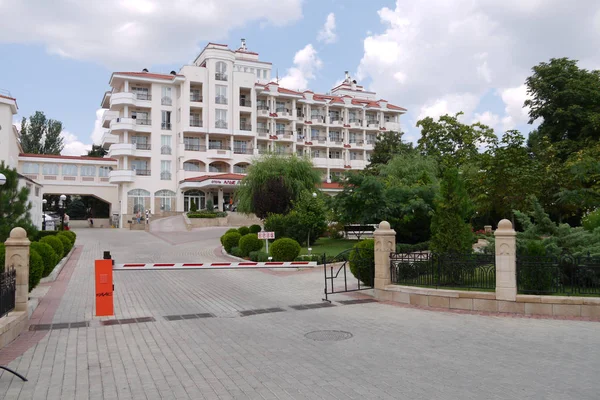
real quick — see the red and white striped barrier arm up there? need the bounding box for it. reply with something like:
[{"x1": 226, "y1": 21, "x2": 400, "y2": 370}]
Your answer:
[{"x1": 113, "y1": 261, "x2": 317, "y2": 270}]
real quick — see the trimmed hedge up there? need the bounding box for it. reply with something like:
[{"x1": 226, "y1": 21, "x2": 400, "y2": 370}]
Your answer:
[
  {"x1": 57, "y1": 233, "x2": 73, "y2": 255},
  {"x1": 188, "y1": 212, "x2": 219, "y2": 218},
  {"x1": 40, "y1": 236, "x2": 64, "y2": 262},
  {"x1": 29, "y1": 248, "x2": 44, "y2": 291},
  {"x1": 239, "y1": 233, "x2": 263, "y2": 257},
  {"x1": 222, "y1": 232, "x2": 242, "y2": 253},
  {"x1": 396, "y1": 241, "x2": 430, "y2": 254},
  {"x1": 30, "y1": 242, "x2": 58, "y2": 277},
  {"x1": 230, "y1": 247, "x2": 243, "y2": 258},
  {"x1": 349, "y1": 239, "x2": 375, "y2": 286},
  {"x1": 249, "y1": 251, "x2": 269, "y2": 262},
  {"x1": 270, "y1": 238, "x2": 301, "y2": 261},
  {"x1": 35, "y1": 231, "x2": 59, "y2": 241},
  {"x1": 221, "y1": 229, "x2": 240, "y2": 245},
  {"x1": 59, "y1": 230, "x2": 76, "y2": 243},
  {"x1": 237, "y1": 226, "x2": 250, "y2": 236},
  {"x1": 249, "y1": 225, "x2": 262, "y2": 234}
]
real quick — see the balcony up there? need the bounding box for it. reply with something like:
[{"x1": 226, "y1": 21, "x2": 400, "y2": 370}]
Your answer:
[
  {"x1": 276, "y1": 108, "x2": 292, "y2": 118},
  {"x1": 240, "y1": 123, "x2": 252, "y2": 131},
  {"x1": 189, "y1": 119, "x2": 203, "y2": 128},
  {"x1": 311, "y1": 115, "x2": 325, "y2": 124},
  {"x1": 209, "y1": 144, "x2": 231, "y2": 151},
  {"x1": 102, "y1": 110, "x2": 119, "y2": 128},
  {"x1": 258, "y1": 148, "x2": 269, "y2": 155},
  {"x1": 190, "y1": 93, "x2": 203, "y2": 102},
  {"x1": 233, "y1": 147, "x2": 253, "y2": 155},
  {"x1": 215, "y1": 72, "x2": 228, "y2": 81},
  {"x1": 311, "y1": 136, "x2": 327, "y2": 145},
  {"x1": 110, "y1": 118, "x2": 135, "y2": 131},
  {"x1": 274, "y1": 149, "x2": 293, "y2": 156},
  {"x1": 311, "y1": 157, "x2": 328, "y2": 168},
  {"x1": 296, "y1": 136, "x2": 306, "y2": 143},
  {"x1": 184, "y1": 144, "x2": 206, "y2": 152},
  {"x1": 215, "y1": 120, "x2": 228, "y2": 129},
  {"x1": 161, "y1": 145, "x2": 172, "y2": 155},
  {"x1": 108, "y1": 169, "x2": 135, "y2": 183},
  {"x1": 207, "y1": 145, "x2": 232, "y2": 159},
  {"x1": 297, "y1": 111, "x2": 305, "y2": 119},
  {"x1": 135, "y1": 169, "x2": 151, "y2": 176},
  {"x1": 328, "y1": 158, "x2": 345, "y2": 168},
  {"x1": 134, "y1": 142, "x2": 151, "y2": 150},
  {"x1": 215, "y1": 96, "x2": 228, "y2": 105},
  {"x1": 101, "y1": 131, "x2": 118, "y2": 148},
  {"x1": 276, "y1": 130, "x2": 294, "y2": 140},
  {"x1": 257, "y1": 105, "x2": 270, "y2": 117},
  {"x1": 366, "y1": 120, "x2": 379, "y2": 129},
  {"x1": 350, "y1": 159, "x2": 367, "y2": 169},
  {"x1": 161, "y1": 97, "x2": 173, "y2": 106},
  {"x1": 330, "y1": 118, "x2": 343, "y2": 125},
  {"x1": 385, "y1": 121, "x2": 401, "y2": 131},
  {"x1": 160, "y1": 171, "x2": 172, "y2": 180},
  {"x1": 240, "y1": 98, "x2": 252, "y2": 107},
  {"x1": 257, "y1": 128, "x2": 269, "y2": 137},
  {"x1": 161, "y1": 122, "x2": 172, "y2": 130},
  {"x1": 348, "y1": 118, "x2": 362, "y2": 127},
  {"x1": 108, "y1": 143, "x2": 135, "y2": 157}
]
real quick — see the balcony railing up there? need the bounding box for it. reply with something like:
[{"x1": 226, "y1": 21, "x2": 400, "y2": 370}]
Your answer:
[
  {"x1": 276, "y1": 107, "x2": 290, "y2": 113},
  {"x1": 297, "y1": 111, "x2": 305, "y2": 118},
  {"x1": 240, "y1": 98, "x2": 252, "y2": 107},
  {"x1": 134, "y1": 142, "x2": 151, "y2": 150},
  {"x1": 190, "y1": 93, "x2": 203, "y2": 102},
  {"x1": 134, "y1": 93, "x2": 151, "y2": 101},
  {"x1": 329, "y1": 136, "x2": 342, "y2": 142},
  {"x1": 215, "y1": 120, "x2": 227, "y2": 129},
  {"x1": 234, "y1": 147, "x2": 253, "y2": 154},
  {"x1": 161, "y1": 122, "x2": 171, "y2": 130},
  {"x1": 215, "y1": 72, "x2": 228, "y2": 81},
  {"x1": 366, "y1": 119, "x2": 379, "y2": 126},
  {"x1": 276, "y1": 130, "x2": 294, "y2": 136},
  {"x1": 311, "y1": 136, "x2": 327, "y2": 142},
  {"x1": 136, "y1": 118, "x2": 151, "y2": 125},
  {"x1": 135, "y1": 169, "x2": 151, "y2": 176},
  {"x1": 209, "y1": 144, "x2": 231, "y2": 150},
  {"x1": 311, "y1": 115, "x2": 325, "y2": 123},
  {"x1": 233, "y1": 167, "x2": 247, "y2": 174},
  {"x1": 257, "y1": 105, "x2": 269, "y2": 111},
  {"x1": 367, "y1": 139, "x2": 376, "y2": 144},
  {"x1": 161, "y1": 145, "x2": 172, "y2": 155},
  {"x1": 349, "y1": 118, "x2": 362, "y2": 124},
  {"x1": 257, "y1": 127, "x2": 269, "y2": 134},
  {"x1": 258, "y1": 148, "x2": 269, "y2": 154},
  {"x1": 160, "y1": 171, "x2": 172, "y2": 180},
  {"x1": 190, "y1": 119, "x2": 203, "y2": 127},
  {"x1": 184, "y1": 144, "x2": 206, "y2": 151},
  {"x1": 240, "y1": 123, "x2": 252, "y2": 131},
  {"x1": 297, "y1": 136, "x2": 305, "y2": 142},
  {"x1": 161, "y1": 97, "x2": 172, "y2": 106},
  {"x1": 215, "y1": 96, "x2": 228, "y2": 105}
]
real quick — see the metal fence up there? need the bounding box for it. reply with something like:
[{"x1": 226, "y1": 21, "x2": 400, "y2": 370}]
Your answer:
[
  {"x1": 0, "y1": 268, "x2": 16, "y2": 318},
  {"x1": 390, "y1": 252, "x2": 495, "y2": 291},
  {"x1": 517, "y1": 253, "x2": 600, "y2": 296}
]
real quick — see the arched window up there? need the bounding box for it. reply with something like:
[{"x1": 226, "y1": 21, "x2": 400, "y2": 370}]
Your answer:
[
  {"x1": 215, "y1": 62, "x2": 227, "y2": 81},
  {"x1": 184, "y1": 190, "x2": 205, "y2": 211},
  {"x1": 127, "y1": 189, "x2": 150, "y2": 214},
  {"x1": 155, "y1": 189, "x2": 176, "y2": 212},
  {"x1": 183, "y1": 161, "x2": 203, "y2": 172}
]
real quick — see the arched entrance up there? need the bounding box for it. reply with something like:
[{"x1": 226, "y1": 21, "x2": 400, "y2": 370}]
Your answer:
[{"x1": 184, "y1": 190, "x2": 205, "y2": 211}]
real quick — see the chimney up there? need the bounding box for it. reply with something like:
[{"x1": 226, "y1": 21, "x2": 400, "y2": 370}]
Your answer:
[
  {"x1": 345, "y1": 71, "x2": 350, "y2": 82},
  {"x1": 241, "y1": 38, "x2": 247, "y2": 51}
]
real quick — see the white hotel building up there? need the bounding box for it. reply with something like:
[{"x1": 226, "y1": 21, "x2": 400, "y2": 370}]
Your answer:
[{"x1": 100, "y1": 41, "x2": 406, "y2": 223}]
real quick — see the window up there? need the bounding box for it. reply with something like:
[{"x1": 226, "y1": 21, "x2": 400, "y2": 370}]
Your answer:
[
  {"x1": 161, "y1": 161, "x2": 171, "y2": 180},
  {"x1": 155, "y1": 190, "x2": 175, "y2": 211},
  {"x1": 80, "y1": 166, "x2": 96, "y2": 176},
  {"x1": 216, "y1": 62, "x2": 227, "y2": 81},
  {"x1": 184, "y1": 161, "x2": 201, "y2": 171},
  {"x1": 329, "y1": 151, "x2": 341, "y2": 159},
  {"x1": 276, "y1": 101, "x2": 285, "y2": 112},
  {"x1": 234, "y1": 140, "x2": 248, "y2": 154},
  {"x1": 99, "y1": 166, "x2": 111, "y2": 177},
  {"x1": 62, "y1": 164, "x2": 78, "y2": 176},
  {"x1": 262, "y1": 70, "x2": 267, "y2": 79},
  {"x1": 257, "y1": 99, "x2": 268, "y2": 110},
  {"x1": 35, "y1": 187, "x2": 40, "y2": 197},
  {"x1": 329, "y1": 131, "x2": 342, "y2": 141},
  {"x1": 215, "y1": 109, "x2": 227, "y2": 129},
  {"x1": 131, "y1": 111, "x2": 149, "y2": 125},
  {"x1": 132, "y1": 86, "x2": 150, "y2": 100},
  {"x1": 256, "y1": 69, "x2": 261, "y2": 78},
  {"x1": 234, "y1": 164, "x2": 247, "y2": 174},
  {"x1": 184, "y1": 136, "x2": 202, "y2": 151},
  {"x1": 131, "y1": 160, "x2": 149, "y2": 175},
  {"x1": 312, "y1": 150, "x2": 321, "y2": 158},
  {"x1": 190, "y1": 88, "x2": 202, "y2": 102},
  {"x1": 161, "y1": 86, "x2": 172, "y2": 106},
  {"x1": 329, "y1": 110, "x2": 340, "y2": 121},
  {"x1": 215, "y1": 85, "x2": 227, "y2": 104},
  {"x1": 161, "y1": 135, "x2": 172, "y2": 154},
  {"x1": 209, "y1": 163, "x2": 224, "y2": 173},
  {"x1": 209, "y1": 139, "x2": 223, "y2": 150},
  {"x1": 42, "y1": 164, "x2": 58, "y2": 175},
  {"x1": 161, "y1": 111, "x2": 171, "y2": 130},
  {"x1": 23, "y1": 163, "x2": 39, "y2": 174},
  {"x1": 349, "y1": 132, "x2": 357, "y2": 143},
  {"x1": 276, "y1": 123, "x2": 286, "y2": 134},
  {"x1": 311, "y1": 128, "x2": 319, "y2": 140},
  {"x1": 128, "y1": 189, "x2": 150, "y2": 214}
]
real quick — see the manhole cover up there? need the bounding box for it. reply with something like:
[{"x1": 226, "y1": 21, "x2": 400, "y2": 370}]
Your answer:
[{"x1": 304, "y1": 330, "x2": 353, "y2": 341}]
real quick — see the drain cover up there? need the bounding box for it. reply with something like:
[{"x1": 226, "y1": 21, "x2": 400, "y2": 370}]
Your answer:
[{"x1": 305, "y1": 330, "x2": 353, "y2": 341}]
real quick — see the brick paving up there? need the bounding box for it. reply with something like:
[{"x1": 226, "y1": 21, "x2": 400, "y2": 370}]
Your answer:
[{"x1": 0, "y1": 228, "x2": 599, "y2": 399}]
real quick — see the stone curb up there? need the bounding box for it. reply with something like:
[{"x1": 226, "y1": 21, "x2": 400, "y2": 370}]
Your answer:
[
  {"x1": 182, "y1": 213, "x2": 192, "y2": 231},
  {"x1": 40, "y1": 245, "x2": 76, "y2": 284}
]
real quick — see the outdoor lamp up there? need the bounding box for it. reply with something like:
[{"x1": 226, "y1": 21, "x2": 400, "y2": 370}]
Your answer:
[
  {"x1": 42, "y1": 199, "x2": 47, "y2": 230},
  {"x1": 0, "y1": 172, "x2": 6, "y2": 186},
  {"x1": 60, "y1": 194, "x2": 67, "y2": 202}
]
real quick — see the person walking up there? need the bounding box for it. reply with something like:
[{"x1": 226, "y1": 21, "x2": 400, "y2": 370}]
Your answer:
[{"x1": 63, "y1": 213, "x2": 70, "y2": 230}]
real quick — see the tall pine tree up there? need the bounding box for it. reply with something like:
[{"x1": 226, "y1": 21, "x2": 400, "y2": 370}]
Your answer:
[
  {"x1": 0, "y1": 162, "x2": 36, "y2": 242},
  {"x1": 20, "y1": 111, "x2": 64, "y2": 155}
]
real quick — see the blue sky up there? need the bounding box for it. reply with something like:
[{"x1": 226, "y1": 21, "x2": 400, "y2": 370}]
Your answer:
[{"x1": 1, "y1": 0, "x2": 599, "y2": 155}]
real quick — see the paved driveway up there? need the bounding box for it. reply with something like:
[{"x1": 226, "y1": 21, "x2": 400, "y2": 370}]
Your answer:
[{"x1": 0, "y1": 228, "x2": 599, "y2": 399}]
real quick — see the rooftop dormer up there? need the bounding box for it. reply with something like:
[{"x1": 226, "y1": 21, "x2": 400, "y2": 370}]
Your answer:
[{"x1": 330, "y1": 71, "x2": 376, "y2": 100}]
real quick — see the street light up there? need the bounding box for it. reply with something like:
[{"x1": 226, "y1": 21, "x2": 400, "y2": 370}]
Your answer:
[
  {"x1": 0, "y1": 172, "x2": 6, "y2": 187},
  {"x1": 42, "y1": 199, "x2": 47, "y2": 231},
  {"x1": 307, "y1": 192, "x2": 318, "y2": 252},
  {"x1": 59, "y1": 194, "x2": 66, "y2": 231}
]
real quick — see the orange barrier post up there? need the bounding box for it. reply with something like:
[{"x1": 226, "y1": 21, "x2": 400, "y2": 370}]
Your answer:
[{"x1": 95, "y1": 255, "x2": 114, "y2": 317}]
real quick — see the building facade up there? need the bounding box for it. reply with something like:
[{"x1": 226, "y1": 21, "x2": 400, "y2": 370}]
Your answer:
[{"x1": 100, "y1": 41, "x2": 406, "y2": 225}]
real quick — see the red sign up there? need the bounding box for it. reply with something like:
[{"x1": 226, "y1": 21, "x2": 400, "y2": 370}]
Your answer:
[
  {"x1": 95, "y1": 259, "x2": 113, "y2": 317},
  {"x1": 258, "y1": 231, "x2": 275, "y2": 239},
  {"x1": 210, "y1": 180, "x2": 239, "y2": 185}
]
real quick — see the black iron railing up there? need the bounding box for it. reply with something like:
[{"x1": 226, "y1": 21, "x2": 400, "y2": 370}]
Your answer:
[
  {"x1": 134, "y1": 143, "x2": 151, "y2": 150},
  {"x1": 517, "y1": 253, "x2": 600, "y2": 295},
  {"x1": 390, "y1": 252, "x2": 495, "y2": 290},
  {"x1": 0, "y1": 268, "x2": 16, "y2": 318},
  {"x1": 240, "y1": 99, "x2": 251, "y2": 107},
  {"x1": 184, "y1": 144, "x2": 205, "y2": 151},
  {"x1": 135, "y1": 169, "x2": 151, "y2": 176},
  {"x1": 190, "y1": 94, "x2": 203, "y2": 102}
]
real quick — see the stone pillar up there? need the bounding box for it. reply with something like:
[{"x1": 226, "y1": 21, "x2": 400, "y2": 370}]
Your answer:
[
  {"x1": 484, "y1": 225, "x2": 492, "y2": 234},
  {"x1": 494, "y1": 219, "x2": 517, "y2": 301},
  {"x1": 374, "y1": 221, "x2": 396, "y2": 294},
  {"x1": 218, "y1": 188, "x2": 224, "y2": 212},
  {"x1": 4, "y1": 227, "x2": 31, "y2": 312}
]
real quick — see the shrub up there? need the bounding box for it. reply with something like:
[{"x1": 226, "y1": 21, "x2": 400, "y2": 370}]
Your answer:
[
  {"x1": 35, "y1": 231, "x2": 59, "y2": 241},
  {"x1": 0, "y1": 243, "x2": 5, "y2": 272},
  {"x1": 326, "y1": 222, "x2": 345, "y2": 239},
  {"x1": 349, "y1": 239, "x2": 375, "y2": 286},
  {"x1": 40, "y1": 236, "x2": 64, "y2": 262},
  {"x1": 221, "y1": 232, "x2": 242, "y2": 253},
  {"x1": 270, "y1": 238, "x2": 301, "y2": 261},
  {"x1": 188, "y1": 212, "x2": 218, "y2": 218},
  {"x1": 518, "y1": 240, "x2": 555, "y2": 294},
  {"x1": 250, "y1": 251, "x2": 269, "y2": 262},
  {"x1": 190, "y1": 199, "x2": 198, "y2": 212},
  {"x1": 230, "y1": 247, "x2": 243, "y2": 258},
  {"x1": 56, "y1": 234, "x2": 73, "y2": 256},
  {"x1": 30, "y1": 242, "x2": 58, "y2": 277},
  {"x1": 58, "y1": 231, "x2": 74, "y2": 249},
  {"x1": 238, "y1": 226, "x2": 250, "y2": 236},
  {"x1": 582, "y1": 209, "x2": 600, "y2": 232},
  {"x1": 206, "y1": 199, "x2": 214, "y2": 211},
  {"x1": 239, "y1": 233, "x2": 263, "y2": 257},
  {"x1": 264, "y1": 211, "x2": 325, "y2": 246},
  {"x1": 29, "y1": 248, "x2": 44, "y2": 291},
  {"x1": 221, "y1": 229, "x2": 240, "y2": 245},
  {"x1": 249, "y1": 224, "x2": 262, "y2": 234},
  {"x1": 396, "y1": 242, "x2": 430, "y2": 254},
  {"x1": 295, "y1": 254, "x2": 322, "y2": 263},
  {"x1": 59, "y1": 230, "x2": 76, "y2": 243}
]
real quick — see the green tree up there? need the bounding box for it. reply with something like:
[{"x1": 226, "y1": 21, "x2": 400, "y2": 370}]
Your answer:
[
  {"x1": 0, "y1": 162, "x2": 37, "y2": 242},
  {"x1": 293, "y1": 190, "x2": 327, "y2": 246},
  {"x1": 235, "y1": 154, "x2": 321, "y2": 219},
  {"x1": 87, "y1": 144, "x2": 107, "y2": 157},
  {"x1": 20, "y1": 111, "x2": 64, "y2": 155},
  {"x1": 416, "y1": 112, "x2": 497, "y2": 168},
  {"x1": 366, "y1": 131, "x2": 413, "y2": 174},
  {"x1": 430, "y1": 168, "x2": 473, "y2": 254}
]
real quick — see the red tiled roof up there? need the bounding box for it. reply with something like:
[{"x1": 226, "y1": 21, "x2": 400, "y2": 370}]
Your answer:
[
  {"x1": 303, "y1": 90, "x2": 314, "y2": 94},
  {"x1": 183, "y1": 173, "x2": 245, "y2": 183},
  {"x1": 19, "y1": 153, "x2": 117, "y2": 162},
  {"x1": 236, "y1": 49, "x2": 259, "y2": 56},
  {"x1": 113, "y1": 71, "x2": 184, "y2": 80},
  {"x1": 387, "y1": 103, "x2": 407, "y2": 111},
  {"x1": 319, "y1": 182, "x2": 343, "y2": 189},
  {"x1": 278, "y1": 87, "x2": 303, "y2": 95},
  {"x1": 0, "y1": 94, "x2": 16, "y2": 101}
]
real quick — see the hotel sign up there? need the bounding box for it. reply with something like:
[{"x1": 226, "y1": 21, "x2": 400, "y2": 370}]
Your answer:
[{"x1": 210, "y1": 179, "x2": 240, "y2": 185}]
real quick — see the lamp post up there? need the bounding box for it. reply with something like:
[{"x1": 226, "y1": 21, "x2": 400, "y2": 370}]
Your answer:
[
  {"x1": 58, "y1": 194, "x2": 66, "y2": 231},
  {"x1": 307, "y1": 192, "x2": 318, "y2": 254},
  {"x1": 42, "y1": 199, "x2": 47, "y2": 230},
  {"x1": 0, "y1": 172, "x2": 6, "y2": 187}
]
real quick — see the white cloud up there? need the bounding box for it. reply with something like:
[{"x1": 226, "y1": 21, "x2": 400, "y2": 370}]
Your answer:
[
  {"x1": 60, "y1": 131, "x2": 92, "y2": 156},
  {"x1": 0, "y1": 0, "x2": 302, "y2": 68},
  {"x1": 317, "y1": 13, "x2": 337, "y2": 44},
  {"x1": 472, "y1": 111, "x2": 501, "y2": 132},
  {"x1": 91, "y1": 109, "x2": 107, "y2": 144},
  {"x1": 279, "y1": 44, "x2": 323, "y2": 91},
  {"x1": 357, "y1": 0, "x2": 600, "y2": 133}
]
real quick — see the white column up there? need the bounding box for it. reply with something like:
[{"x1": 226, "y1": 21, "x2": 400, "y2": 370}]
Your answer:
[
  {"x1": 374, "y1": 221, "x2": 396, "y2": 292},
  {"x1": 124, "y1": 80, "x2": 129, "y2": 92},
  {"x1": 495, "y1": 219, "x2": 517, "y2": 301},
  {"x1": 218, "y1": 188, "x2": 224, "y2": 212}
]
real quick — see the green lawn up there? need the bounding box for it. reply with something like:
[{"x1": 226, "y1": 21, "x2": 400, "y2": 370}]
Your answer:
[{"x1": 300, "y1": 238, "x2": 357, "y2": 257}]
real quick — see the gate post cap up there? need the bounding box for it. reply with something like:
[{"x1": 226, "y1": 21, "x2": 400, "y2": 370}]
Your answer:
[
  {"x1": 497, "y1": 219, "x2": 513, "y2": 231},
  {"x1": 378, "y1": 221, "x2": 391, "y2": 230},
  {"x1": 9, "y1": 227, "x2": 27, "y2": 239},
  {"x1": 5, "y1": 227, "x2": 30, "y2": 245}
]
